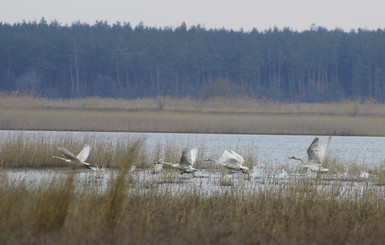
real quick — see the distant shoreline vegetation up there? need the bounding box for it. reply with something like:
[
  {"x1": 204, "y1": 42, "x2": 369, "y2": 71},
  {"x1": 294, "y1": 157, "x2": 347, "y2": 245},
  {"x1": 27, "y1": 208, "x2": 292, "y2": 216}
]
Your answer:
[
  {"x1": 2, "y1": 94, "x2": 385, "y2": 136},
  {"x1": 0, "y1": 20, "x2": 385, "y2": 101}
]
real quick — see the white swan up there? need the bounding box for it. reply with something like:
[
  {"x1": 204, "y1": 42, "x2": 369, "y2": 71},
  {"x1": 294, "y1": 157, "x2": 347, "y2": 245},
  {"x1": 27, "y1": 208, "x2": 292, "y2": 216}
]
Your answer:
[
  {"x1": 51, "y1": 145, "x2": 98, "y2": 171},
  {"x1": 289, "y1": 136, "x2": 332, "y2": 173},
  {"x1": 205, "y1": 150, "x2": 249, "y2": 173},
  {"x1": 154, "y1": 147, "x2": 198, "y2": 176}
]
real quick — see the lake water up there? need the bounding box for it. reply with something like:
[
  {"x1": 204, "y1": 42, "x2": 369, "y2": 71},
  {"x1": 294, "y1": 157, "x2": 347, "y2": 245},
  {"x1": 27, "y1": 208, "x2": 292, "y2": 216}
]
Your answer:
[{"x1": 1, "y1": 130, "x2": 384, "y2": 166}]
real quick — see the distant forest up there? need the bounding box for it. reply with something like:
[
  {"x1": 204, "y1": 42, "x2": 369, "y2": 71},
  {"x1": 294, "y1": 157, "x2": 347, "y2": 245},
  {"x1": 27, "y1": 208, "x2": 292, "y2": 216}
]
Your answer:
[{"x1": 1, "y1": 19, "x2": 385, "y2": 102}]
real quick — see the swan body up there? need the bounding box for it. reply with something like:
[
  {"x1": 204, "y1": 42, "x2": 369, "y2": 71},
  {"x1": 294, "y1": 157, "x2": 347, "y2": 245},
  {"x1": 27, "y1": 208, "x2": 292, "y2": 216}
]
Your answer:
[
  {"x1": 206, "y1": 150, "x2": 249, "y2": 173},
  {"x1": 155, "y1": 147, "x2": 198, "y2": 176},
  {"x1": 52, "y1": 145, "x2": 98, "y2": 171},
  {"x1": 289, "y1": 136, "x2": 332, "y2": 173}
]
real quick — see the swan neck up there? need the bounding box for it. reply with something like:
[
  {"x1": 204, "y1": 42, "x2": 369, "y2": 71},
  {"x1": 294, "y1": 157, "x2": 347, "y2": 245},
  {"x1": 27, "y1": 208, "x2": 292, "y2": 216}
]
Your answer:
[
  {"x1": 292, "y1": 157, "x2": 304, "y2": 163},
  {"x1": 162, "y1": 161, "x2": 178, "y2": 167},
  {"x1": 52, "y1": 156, "x2": 69, "y2": 162}
]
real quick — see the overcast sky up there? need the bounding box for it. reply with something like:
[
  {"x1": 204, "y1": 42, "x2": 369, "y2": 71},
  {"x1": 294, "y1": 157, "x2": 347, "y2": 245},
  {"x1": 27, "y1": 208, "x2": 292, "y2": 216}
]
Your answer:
[{"x1": 2, "y1": 0, "x2": 385, "y2": 31}]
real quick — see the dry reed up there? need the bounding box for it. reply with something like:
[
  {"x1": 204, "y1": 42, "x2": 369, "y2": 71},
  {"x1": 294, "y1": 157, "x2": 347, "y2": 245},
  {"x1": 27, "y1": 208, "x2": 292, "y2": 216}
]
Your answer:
[{"x1": 1, "y1": 171, "x2": 385, "y2": 244}]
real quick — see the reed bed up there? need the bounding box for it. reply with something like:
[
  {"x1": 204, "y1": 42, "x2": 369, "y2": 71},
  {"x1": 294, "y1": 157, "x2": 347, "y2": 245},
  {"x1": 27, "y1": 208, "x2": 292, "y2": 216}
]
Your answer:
[
  {"x1": 1, "y1": 169, "x2": 385, "y2": 244},
  {"x1": 2, "y1": 94, "x2": 385, "y2": 135}
]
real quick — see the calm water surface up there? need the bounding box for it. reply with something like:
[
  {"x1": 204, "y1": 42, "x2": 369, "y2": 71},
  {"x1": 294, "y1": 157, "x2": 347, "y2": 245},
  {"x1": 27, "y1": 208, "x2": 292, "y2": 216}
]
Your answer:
[{"x1": 1, "y1": 130, "x2": 384, "y2": 166}]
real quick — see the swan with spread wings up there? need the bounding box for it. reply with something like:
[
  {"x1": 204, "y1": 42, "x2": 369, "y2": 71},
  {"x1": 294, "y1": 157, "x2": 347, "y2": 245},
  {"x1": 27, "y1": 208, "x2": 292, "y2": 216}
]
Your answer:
[
  {"x1": 205, "y1": 150, "x2": 249, "y2": 173},
  {"x1": 52, "y1": 145, "x2": 98, "y2": 171},
  {"x1": 154, "y1": 147, "x2": 199, "y2": 176},
  {"x1": 289, "y1": 136, "x2": 332, "y2": 173}
]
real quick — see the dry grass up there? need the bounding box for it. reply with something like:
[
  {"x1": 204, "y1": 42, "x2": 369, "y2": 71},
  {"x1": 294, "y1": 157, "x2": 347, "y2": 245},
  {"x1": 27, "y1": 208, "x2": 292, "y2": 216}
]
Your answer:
[
  {"x1": 2, "y1": 94, "x2": 385, "y2": 135},
  {"x1": 1, "y1": 170, "x2": 385, "y2": 244}
]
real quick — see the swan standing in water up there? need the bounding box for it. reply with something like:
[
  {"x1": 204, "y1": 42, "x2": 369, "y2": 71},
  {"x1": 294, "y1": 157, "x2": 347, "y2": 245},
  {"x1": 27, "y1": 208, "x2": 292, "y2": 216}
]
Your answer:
[
  {"x1": 205, "y1": 150, "x2": 249, "y2": 174},
  {"x1": 154, "y1": 147, "x2": 199, "y2": 177},
  {"x1": 289, "y1": 136, "x2": 332, "y2": 173},
  {"x1": 51, "y1": 145, "x2": 98, "y2": 171}
]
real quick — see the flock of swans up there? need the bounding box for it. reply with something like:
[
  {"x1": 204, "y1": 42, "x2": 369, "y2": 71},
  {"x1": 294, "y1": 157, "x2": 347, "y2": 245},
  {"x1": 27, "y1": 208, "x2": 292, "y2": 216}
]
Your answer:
[{"x1": 51, "y1": 136, "x2": 333, "y2": 177}]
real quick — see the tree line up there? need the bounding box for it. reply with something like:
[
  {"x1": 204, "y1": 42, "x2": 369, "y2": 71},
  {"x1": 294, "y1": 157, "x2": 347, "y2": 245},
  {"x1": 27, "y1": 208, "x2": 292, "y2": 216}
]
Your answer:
[{"x1": 1, "y1": 19, "x2": 385, "y2": 102}]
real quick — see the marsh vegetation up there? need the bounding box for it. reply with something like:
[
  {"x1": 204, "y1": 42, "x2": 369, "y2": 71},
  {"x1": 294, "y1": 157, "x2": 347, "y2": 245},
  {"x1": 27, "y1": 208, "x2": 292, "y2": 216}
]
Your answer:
[
  {"x1": 1, "y1": 133, "x2": 385, "y2": 244},
  {"x1": 2, "y1": 156, "x2": 385, "y2": 244}
]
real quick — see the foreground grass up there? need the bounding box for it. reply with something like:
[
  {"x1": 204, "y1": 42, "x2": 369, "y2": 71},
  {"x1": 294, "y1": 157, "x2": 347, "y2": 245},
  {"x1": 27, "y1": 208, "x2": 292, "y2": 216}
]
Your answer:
[
  {"x1": 1, "y1": 170, "x2": 385, "y2": 244},
  {"x1": 2, "y1": 94, "x2": 385, "y2": 135}
]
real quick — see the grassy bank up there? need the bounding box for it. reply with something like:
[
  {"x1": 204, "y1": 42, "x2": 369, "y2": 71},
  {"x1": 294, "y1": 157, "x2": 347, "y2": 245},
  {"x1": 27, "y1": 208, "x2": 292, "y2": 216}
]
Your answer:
[
  {"x1": 3, "y1": 108, "x2": 385, "y2": 135},
  {"x1": 1, "y1": 94, "x2": 385, "y2": 135},
  {"x1": 2, "y1": 93, "x2": 385, "y2": 116}
]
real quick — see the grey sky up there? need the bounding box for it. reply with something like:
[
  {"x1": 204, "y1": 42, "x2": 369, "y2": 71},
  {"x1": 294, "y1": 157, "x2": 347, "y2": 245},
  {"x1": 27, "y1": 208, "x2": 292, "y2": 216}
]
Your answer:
[{"x1": 2, "y1": 0, "x2": 385, "y2": 31}]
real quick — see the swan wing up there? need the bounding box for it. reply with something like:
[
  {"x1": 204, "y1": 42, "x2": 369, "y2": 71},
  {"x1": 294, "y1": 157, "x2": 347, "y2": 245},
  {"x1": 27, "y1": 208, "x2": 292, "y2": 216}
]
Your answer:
[
  {"x1": 307, "y1": 137, "x2": 321, "y2": 164},
  {"x1": 217, "y1": 150, "x2": 238, "y2": 164},
  {"x1": 225, "y1": 161, "x2": 242, "y2": 170},
  {"x1": 309, "y1": 163, "x2": 322, "y2": 172},
  {"x1": 179, "y1": 147, "x2": 198, "y2": 165},
  {"x1": 77, "y1": 145, "x2": 91, "y2": 162},
  {"x1": 179, "y1": 150, "x2": 190, "y2": 165},
  {"x1": 318, "y1": 136, "x2": 332, "y2": 163},
  {"x1": 189, "y1": 147, "x2": 198, "y2": 164},
  {"x1": 230, "y1": 150, "x2": 245, "y2": 165},
  {"x1": 218, "y1": 150, "x2": 241, "y2": 169},
  {"x1": 58, "y1": 147, "x2": 81, "y2": 163}
]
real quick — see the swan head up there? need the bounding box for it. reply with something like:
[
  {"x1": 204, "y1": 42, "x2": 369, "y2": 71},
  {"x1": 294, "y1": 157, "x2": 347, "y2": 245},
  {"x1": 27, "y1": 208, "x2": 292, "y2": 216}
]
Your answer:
[
  {"x1": 154, "y1": 158, "x2": 164, "y2": 164},
  {"x1": 289, "y1": 156, "x2": 302, "y2": 161},
  {"x1": 241, "y1": 166, "x2": 250, "y2": 173}
]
